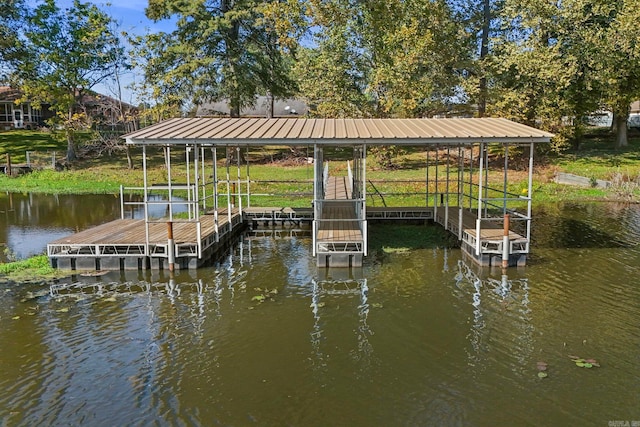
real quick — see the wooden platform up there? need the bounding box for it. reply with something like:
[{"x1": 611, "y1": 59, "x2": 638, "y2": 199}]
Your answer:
[
  {"x1": 48, "y1": 210, "x2": 243, "y2": 270},
  {"x1": 317, "y1": 202, "x2": 362, "y2": 243},
  {"x1": 435, "y1": 206, "x2": 528, "y2": 266},
  {"x1": 315, "y1": 176, "x2": 364, "y2": 267}
]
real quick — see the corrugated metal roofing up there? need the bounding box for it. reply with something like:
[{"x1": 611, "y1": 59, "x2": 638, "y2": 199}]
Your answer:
[{"x1": 124, "y1": 117, "x2": 554, "y2": 145}]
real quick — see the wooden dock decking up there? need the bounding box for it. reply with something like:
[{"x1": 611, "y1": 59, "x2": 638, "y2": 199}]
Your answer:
[
  {"x1": 317, "y1": 176, "x2": 363, "y2": 243},
  {"x1": 48, "y1": 210, "x2": 244, "y2": 270},
  {"x1": 315, "y1": 176, "x2": 364, "y2": 267}
]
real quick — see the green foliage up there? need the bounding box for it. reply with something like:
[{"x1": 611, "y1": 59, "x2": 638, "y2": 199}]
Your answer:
[
  {"x1": 290, "y1": 0, "x2": 467, "y2": 118},
  {"x1": 14, "y1": 0, "x2": 126, "y2": 161},
  {"x1": 0, "y1": 254, "x2": 61, "y2": 282},
  {"x1": 134, "y1": 0, "x2": 296, "y2": 117},
  {"x1": 369, "y1": 145, "x2": 406, "y2": 170},
  {"x1": 0, "y1": 0, "x2": 26, "y2": 71}
]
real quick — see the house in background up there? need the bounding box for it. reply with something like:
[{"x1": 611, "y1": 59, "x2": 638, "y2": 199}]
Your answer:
[
  {"x1": 586, "y1": 101, "x2": 640, "y2": 128},
  {"x1": 0, "y1": 86, "x2": 138, "y2": 132},
  {"x1": 196, "y1": 96, "x2": 309, "y2": 117},
  {"x1": 0, "y1": 86, "x2": 53, "y2": 130}
]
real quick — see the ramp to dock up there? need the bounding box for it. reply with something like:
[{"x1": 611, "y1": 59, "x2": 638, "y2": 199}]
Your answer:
[{"x1": 315, "y1": 176, "x2": 365, "y2": 267}]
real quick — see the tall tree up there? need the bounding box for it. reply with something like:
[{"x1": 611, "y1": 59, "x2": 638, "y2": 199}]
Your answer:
[
  {"x1": 16, "y1": 0, "x2": 125, "y2": 161},
  {"x1": 578, "y1": 0, "x2": 640, "y2": 147},
  {"x1": 0, "y1": 0, "x2": 25, "y2": 80},
  {"x1": 140, "y1": 0, "x2": 296, "y2": 117},
  {"x1": 288, "y1": 0, "x2": 467, "y2": 118}
]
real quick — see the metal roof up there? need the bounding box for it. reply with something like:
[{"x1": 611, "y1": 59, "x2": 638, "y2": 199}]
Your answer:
[{"x1": 124, "y1": 117, "x2": 554, "y2": 145}]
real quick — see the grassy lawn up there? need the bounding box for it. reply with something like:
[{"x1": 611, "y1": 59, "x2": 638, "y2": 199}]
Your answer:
[
  {"x1": 0, "y1": 129, "x2": 62, "y2": 163},
  {"x1": 0, "y1": 128, "x2": 637, "y2": 203}
]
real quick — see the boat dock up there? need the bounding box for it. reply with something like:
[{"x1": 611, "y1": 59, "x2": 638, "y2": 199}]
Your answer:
[
  {"x1": 47, "y1": 117, "x2": 553, "y2": 270},
  {"x1": 49, "y1": 210, "x2": 244, "y2": 270}
]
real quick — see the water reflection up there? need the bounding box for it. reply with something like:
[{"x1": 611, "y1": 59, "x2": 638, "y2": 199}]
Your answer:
[
  {"x1": 309, "y1": 273, "x2": 374, "y2": 373},
  {"x1": 0, "y1": 192, "x2": 187, "y2": 260},
  {"x1": 2, "y1": 204, "x2": 640, "y2": 425},
  {"x1": 454, "y1": 260, "x2": 534, "y2": 374}
]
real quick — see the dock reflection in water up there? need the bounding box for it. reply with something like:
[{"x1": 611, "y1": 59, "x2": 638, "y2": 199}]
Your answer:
[{"x1": 1, "y1": 205, "x2": 640, "y2": 426}]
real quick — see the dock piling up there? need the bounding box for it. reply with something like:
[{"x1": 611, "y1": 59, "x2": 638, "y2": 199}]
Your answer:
[
  {"x1": 502, "y1": 214, "x2": 510, "y2": 269},
  {"x1": 167, "y1": 221, "x2": 175, "y2": 272}
]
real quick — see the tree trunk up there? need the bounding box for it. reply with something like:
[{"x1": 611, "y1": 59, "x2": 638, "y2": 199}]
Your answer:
[
  {"x1": 266, "y1": 91, "x2": 274, "y2": 118},
  {"x1": 126, "y1": 146, "x2": 133, "y2": 169},
  {"x1": 477, "y1": 0, "x2": 491, "y2": 118},
  {"x1": 66, "y1": 105, "x2": 76, "y2": 162},
  {"x1": 614, "y1": 110, "x2": 629, "y2": 148}
]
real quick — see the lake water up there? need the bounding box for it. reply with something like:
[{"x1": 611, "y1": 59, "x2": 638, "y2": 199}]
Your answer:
[{"x1": 0, "y1": 194, "x2": 639, "y2": 426}]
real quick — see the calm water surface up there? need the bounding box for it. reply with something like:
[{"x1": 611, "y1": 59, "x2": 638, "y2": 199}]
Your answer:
[{"x1": 0, "y1": 197, "x2": 639, "y2": 426}]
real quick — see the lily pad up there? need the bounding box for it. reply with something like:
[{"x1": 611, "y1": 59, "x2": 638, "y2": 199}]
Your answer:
[
  {"x1": 575, "y1": 362, "x2": 586, "y2": 367},
  {"x1": 251, "y1": 295, "x2": 266, "y2": 302},
  {"x1": 12, "y1": 315, "x2": 20, "y2": 320},
  {"x1": 538, "y1": 372, "x2": 548, "y2": 378},
  {"x1": 583, "y1": 363, "x2": 593, "y2": 368}
]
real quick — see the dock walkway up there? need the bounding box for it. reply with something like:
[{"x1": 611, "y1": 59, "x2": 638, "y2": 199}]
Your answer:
[{"x1": 314, "y1": 176, "x2": 364, "y2": 267}]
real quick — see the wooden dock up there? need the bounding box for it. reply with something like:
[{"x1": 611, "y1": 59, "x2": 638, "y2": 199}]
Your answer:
[
  {"x1": 48, "y1": 210, "x2": 244, "y2": 270},
  {"x1": 314, "y1": 176, "x2": 364, "y2": 267}
]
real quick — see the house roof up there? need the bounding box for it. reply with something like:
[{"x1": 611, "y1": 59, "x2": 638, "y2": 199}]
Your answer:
[
  {"x1": 0, "y1": 86, "x2": 136, "y2": 110},
  {"x1": 196, "y1": 97, "x2": 309, "y2": 117},
  {"x1": 0, "y1": 86, "x2": 22, "y2": 102},
  {"x1": 124, "y1": 117, "x2": 554, "y2": 146}
]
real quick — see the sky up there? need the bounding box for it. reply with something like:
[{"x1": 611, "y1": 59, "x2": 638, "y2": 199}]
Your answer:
[{"x1": 93, "y1": 0, "x2": 176, "y2": 104}]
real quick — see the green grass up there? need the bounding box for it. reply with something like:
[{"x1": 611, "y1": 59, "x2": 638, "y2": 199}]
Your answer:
[
  {"x1": 0, "y1": 128, "x2": 638, "y2": 204},
  {"x1": 0, "y1": 254, "x2": 66, "y2": 282},
  {"x1": 0, "y1": 129, "x2": 63, "y2": 163}
]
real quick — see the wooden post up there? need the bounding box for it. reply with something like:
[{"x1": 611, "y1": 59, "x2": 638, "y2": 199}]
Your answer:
[
  {"x1": 6, "y1": 153, "x2": 11, "y2": 176},
  {"x1": 502, "y1": 213, "x2": 510, "y2": 269},
  {"x1": 231, "y1": 182, "x2": 236, "y2": 208},
  {"x1": 167, "y1": 221, "x2": 175, "y2": 272}
]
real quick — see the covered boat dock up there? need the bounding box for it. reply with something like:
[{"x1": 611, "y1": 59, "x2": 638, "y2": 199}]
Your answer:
[{"x1": 48, "y1": 117, "x2": 553, "y2": 269}]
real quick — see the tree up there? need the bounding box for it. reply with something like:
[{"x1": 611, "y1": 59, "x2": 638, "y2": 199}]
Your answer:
[
  {"x1": 138, "y1": 0, "x2": 296, "y2": 117},
  {"x1": 15, "y1": 0, "x2": 125, "y2": 162},
  {"x1": 0, "y1": 0, "x2": 25, "y2": 79},
  {"x1": 287, "y1": 0, "x2": 467, "y2": 118},
  {"x1": 579, "y1": 0, "x2": 640, "y2": 148}
]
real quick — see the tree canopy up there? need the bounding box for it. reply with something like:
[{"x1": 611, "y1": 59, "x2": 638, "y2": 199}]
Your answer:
[
  {"x1": 4, "y1": 0, "x2": 640, "y2": 151},
  {"x1": 134, "y1": 0, "x2": 297, "y2": 117},
  {"x1": 12, "y1": 0, "x2": 126, "y2": 161}
]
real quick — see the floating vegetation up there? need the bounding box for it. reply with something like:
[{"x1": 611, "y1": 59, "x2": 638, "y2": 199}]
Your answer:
[
  {"x1": 251, "y1": 288, "x2": 279, "y2": 304},
  {"x1": 536, "y1": 361, "x2": 549, "y2": 378},
  {"x1": 568, "y1": 355, "x2": 601, "y2": 368}
]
